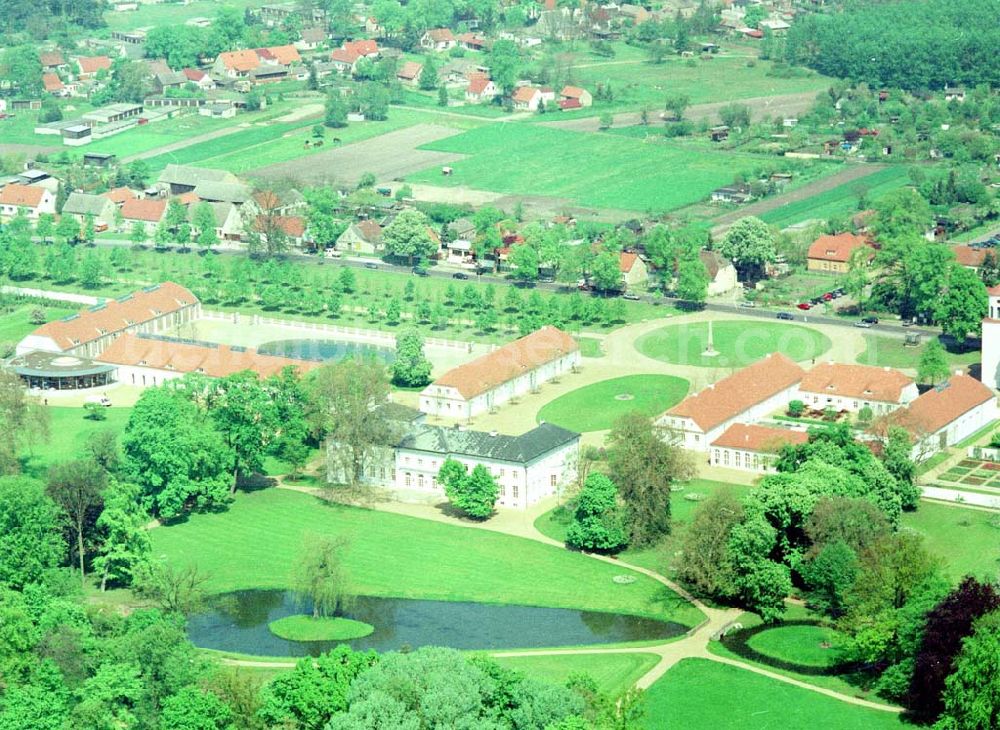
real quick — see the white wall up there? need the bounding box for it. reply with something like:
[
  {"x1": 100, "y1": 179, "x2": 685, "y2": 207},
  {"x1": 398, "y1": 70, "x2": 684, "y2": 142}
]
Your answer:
[
  {"x1": 913, "y1": 399, "x2": 999, "y2": 461},
  {"x1": 796, "y1": 383, "x2": 918, "y2": 414},
  {"x1": 709, "y1": 446, "x2": 780, "y2": 473},
  {"x1": 982, "y1": 315, "x2": 1000, "y2": 390}
]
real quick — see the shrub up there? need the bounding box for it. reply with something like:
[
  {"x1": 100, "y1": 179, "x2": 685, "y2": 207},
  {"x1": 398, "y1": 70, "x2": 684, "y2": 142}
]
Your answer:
[
  {"x1": 787, "y1": 400, "x2": 805, "y2": 418},
  {"x1": 857, "y1": 406, "x2": 874, "y2": 426}
]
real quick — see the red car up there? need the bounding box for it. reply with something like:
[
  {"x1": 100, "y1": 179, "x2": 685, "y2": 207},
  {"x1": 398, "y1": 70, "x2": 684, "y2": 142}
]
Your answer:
[
  {"x1": 822, "y1": 292, "x2": 833, "y2": 301},
  {"x1": 796, "y1": 302, "x2": 812, "y2": 310}
]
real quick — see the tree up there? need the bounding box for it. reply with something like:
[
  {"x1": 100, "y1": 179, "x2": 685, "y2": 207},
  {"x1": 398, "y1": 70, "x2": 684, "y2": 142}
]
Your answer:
[
  {"x1": 871, "y1": 188, "x2": 933, "y2": 243},
  {"x1": 589, "y1": 250, "x2": 623, "y2": 292},
  {"x1": 980, "y1": 251, "x2": 1000, "y2": 287},
  {"x1": 663, "y1": 93, "x2": 689, "y2": 120},
  {"x1": 121, "y1": 387, "x2": 233, "y2": 519},
  {"x1": 382, "y1": 208, "x2": 436, "y2": 264},
  {"x1": 0, "y1": 476, "x2": 63, "y2": 589},
  {"x1": 93, "y1": 481, "x2": 152, "y2": 591},
  {"x1": 719, "y1": 217, "x2": 776, "y2": 282},
  {"x1": 160, "y1": 686, "x2": 234, "y2": 730},
  {"x1": 306, "y1": 361, "x2": 397, "y2": 489},
  {"x1": 908, "y1": 577, "x2": 1000, "y2": 723},
  {"x1": 565, "y1": 473, "x2": 628, "y2": 552},
  {"x1": 437, "y1": 86, "x2": 449, "y2": 107},
  {"x1": 206, "y1": 372, "x2": 279, "y2": 493},
  {"x1": 390, "y1": 329, "x2": 432, "y2": 388},
  {"x1": 418, "y1": 56, "x2": 438, "y2": 90},
  {"x1": 488, "y1": 40, "x2": 519, "y2": 95},
  {"x1": 677, "y1": 491, "x2": 744, "y2": 598},
  {"x1": 606, "y1": 413, "x2": 693, "y2": 547},
  {"x1": 1, "y1": 46, "x2": 43, "y2": 96},
  {"x1": 937, "y1": 610, "x2": 1000, "y2": 730},
  {"x1": 129, "y1": 221, "x2": 148, "y2": 248},
  {"x1": 0, "y1": 370, "x2": 50, "y2": 474},
  {"x1": 324, "y1": 91, "x2": 348, "y2": 128},
  {"x1": 719, "y1": 103, "x2": 751, "y2": 129},
  {"x1": 136, "y1": 562, "x2": 211, "y2": 614},
  {"x1": 439, "y1": 461, "x2": 498, "y2": 519},
  {"x1": 508, "y1": 244, "x2": 539, "y2": 282},
  {"x1": 675, "y1": 250, "x2": 709, "y2": 303},
  {"x1": 78, "y1": 251, "x2": 103, "y2": 289},
  {"x1": 55, "y1": 215, "x2": 80, "y2": 245},
  {"x1": 935, "y1": 264, "x2": 988, "y2": 344},
  {"x1": 917, "y1": 340, "x2": 950, "y2": 385},
  {"x1": 46, "y1": 460, "x2": 106, "y2": 586},
  {"x1": 35, "y1": 213, "x2": 54, "y2": 243},
  {"x1": 881, "y1": 427, "x2": 918, "y2": 507},
  {"x1": 292, "y1": 535, "x2": 352, "y2": 618},
  {"x1": 192, "y1": 203, "x2": 218, "y2": 249}
]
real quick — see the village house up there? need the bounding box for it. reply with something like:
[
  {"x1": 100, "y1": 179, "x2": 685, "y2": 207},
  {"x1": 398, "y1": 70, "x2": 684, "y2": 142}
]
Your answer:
[
  {"x1": 465, "y1": 75, "x2": 496, "y2": 103},
  {"x1": 252, "y1": 214, "x2": 308, "y2": 248},
  {"x1": 16, "y1": 282, "x2": 200, "y2": 359},
  {"x1": 75, "y1": 55, "x2": 111, "y2": 79},
  {"x1": 182, "y1": 68, "x2": 216, "y2": 90},
  {"x1": 336, "y1": 219, "x2": 384, "y2": 254},
  {"x1": 511, "y1": 85, "x2": 543, "y2": 111},
  {"x1": 153, "y1": 70, "x2": 187, "y2": 93},
  {"x1": 193, "y1": 181, "x2": 252, "y2": 206},
  {"x1": 0, "y1": 184, "x2": 56, "y2": 221},
  {"x1": 157, "y1": 165, "x2": 239, "y2": 195},
  {"x1": 189, "y1": 201, "x2": 243, "y2": 242},
  {"x1": 797, "y1": 362, "x2": 918, "y2": 415},
  {"x1": 700, "y1": 250, "x2": 738, "y2": 296},
  {"x1": 619, "y1": 251, "x2": 648, "y2": 290},
  {"x1": 43, "y1": 74, "x2": 65, "y2": 95},
  {"x1": 709, "y1": 423, "x2": 809, "y2": 473},
  {"x1": 420, "y1": 326, "x2": 580, "y2": 420},
  {"x1": 296, "y1": 27, "x2": 328, "y2": 52},
  {"x1": 951, "y1": 245, "x2": 989, "y2": 271},
  {"x1": 559, "y1": 85, "x2": 593, "y2": 108},
  {"x1": 421, "y1": 28, "x2": 457, "y2": 51},
  {"x1": 894, "y1": 374, "x2": 998, "y2": 460},
  {"x1": 328, "y1": 40, "x2": 379, "y2": 74},
  {"x1": 456, "y1": 32, "x2": 490, "y2": 52},
  {"x1": 711, "y1": 184, "x2": 753, "y2": 204},
  {"x1": 40, "y1": 51, "x2": 67, "y2": 71},
  {"x1": 62, "y1": 192, "x2": 118, "y2": 229},
  {"x1": 96, "y1": 333, "x2": 319, "y2": 388},
  {"x1": 105, "y1": 187, "x2": 138, "y2": 206},
  {"x1": 119, "y1": 197, "x2": 167, "y2": 229},
  {"x1": 396, "y1": 61, "x2": 423, "y2": 86},
  {"x1": 659, "y1": 353, "x2": 806, "y2": 451},
  {"x1": 806, "y1": 232, "x2": 871, "y2": 273}
]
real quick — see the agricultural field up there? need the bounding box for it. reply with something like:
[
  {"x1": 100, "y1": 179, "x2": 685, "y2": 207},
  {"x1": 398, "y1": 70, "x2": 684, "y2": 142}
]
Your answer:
[
  {"x1": 406, "y1": 124, "x2": 766, "y2": 213},
  {"x1": 642, "y1": 659, "x2": 906, "y2": 729},
  {"x1": 635, "y1": 320, "x2": 832, "y2": 368},
  {"x1": 150, "y1": 487, "x2": 706, "y2": 626},
  {"x1": 536, "y1": 375, "x2": 689, "y2": 433}
]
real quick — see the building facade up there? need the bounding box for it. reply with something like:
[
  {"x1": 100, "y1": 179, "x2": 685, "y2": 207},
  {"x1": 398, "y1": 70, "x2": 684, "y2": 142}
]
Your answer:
[{"x1": 709, "y1": 423, "x2": 809, "y2": 473}]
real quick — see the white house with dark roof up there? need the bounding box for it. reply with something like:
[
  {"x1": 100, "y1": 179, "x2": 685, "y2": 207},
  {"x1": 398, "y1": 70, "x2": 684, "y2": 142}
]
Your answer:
[{"x1": 419, "y1": 326, "x2": 580, "y2": 420}]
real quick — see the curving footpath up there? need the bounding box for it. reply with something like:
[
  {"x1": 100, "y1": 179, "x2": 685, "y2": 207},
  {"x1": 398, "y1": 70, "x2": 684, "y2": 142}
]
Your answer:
[{"x1": 223, "y1": 482, "x2": 900, "y2": 714}]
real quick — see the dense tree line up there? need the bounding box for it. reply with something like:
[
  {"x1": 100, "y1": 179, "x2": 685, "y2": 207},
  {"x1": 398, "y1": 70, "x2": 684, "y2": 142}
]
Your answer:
[
  {"x1": 784, "y1": 0, "x2": 1000, "y2": 90},
  {"x1": 0, "y1": 0, "x2": 103, "y2": 37}
]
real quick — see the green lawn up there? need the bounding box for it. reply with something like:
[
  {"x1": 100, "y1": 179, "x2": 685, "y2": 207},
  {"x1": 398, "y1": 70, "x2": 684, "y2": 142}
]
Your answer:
[
  {"x1": 642, "y1": 659, "x2": 907, "y2": 729},
  {"x1": 745, "y1": 624, "x2": 846, "y2": 668},
  {"x1": 536, "y1": 375, "x2": 689, "y2": 432},
  {"x1": 494, "y1": 652, "x2": 659, "y2": 699},
  {"x1": 857, "y1": 335, "x2": 980, "y2": 372},
  {"x1": 20, "y1": 406, "x2": 132, "y2": 476},
  {"x1": 103, "y1": 0, "x2": 264, "y2": 30},
  {"x1": 0, "y1": 304, "x2": 77, "y2": 344},
  {"x1": 901, "y1": 501, "x2": 1000, "y2": 580},
  {"x1": 575, "y1": 336, "x2": 603, "y2": 358},
  {"x1": 635, "y1": 321, "x2": 831, "y2": 367},
  {"x1": 406, "y1": 124, "x2": 766, "y2": 213},
  {"x1": 759, "y1": 166, "x2": 911, "y2": 229},
  {"x1": 151, "y1": 488, "x2": 705, "y2": 626}
]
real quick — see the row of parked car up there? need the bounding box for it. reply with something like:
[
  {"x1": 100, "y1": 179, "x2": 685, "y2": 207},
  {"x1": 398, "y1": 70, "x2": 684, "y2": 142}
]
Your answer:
[
  {"x1": 796, "y1": 288, "x2": 846, "y2": 311},
  {"x1": 969, "y1": 235, "x2": 1000, "y2": 250}
]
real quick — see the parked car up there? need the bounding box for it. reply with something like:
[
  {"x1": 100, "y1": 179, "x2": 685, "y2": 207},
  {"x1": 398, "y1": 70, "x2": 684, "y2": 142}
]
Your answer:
[
  {"x1": 861, "y1": 316, "x2": 879, "y2": 325},
  {"x1": 412, "y1": 266, "x2": 429, "y2": 277},
  {"x1": 738, "y1": 301, "x2": 755, "y2": 308},
  {"x1": 796, "y1": 303, "x2": 812, "y2": 311},
  {"x1": 777, "y1": 312, "x2": 795, "y2": 320},
  {"x1": 854, "y1": 320, "x2": 874, "y2": 328},
  {"x1": 452, "y1": 272, "x2": 469, "y2": 280},
  {"x1": 622, "y1": 293, "x2": 641, "y2": 301},
  {"x1": 364, "y1": 262, "x2": 378, "y2": 269},
  {"x1": 822, "y1": 292, "x2": 833, "y2": 301}
]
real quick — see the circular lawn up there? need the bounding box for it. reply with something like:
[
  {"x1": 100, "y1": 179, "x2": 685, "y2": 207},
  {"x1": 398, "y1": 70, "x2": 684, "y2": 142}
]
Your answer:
[
  {"x1": 537, "y1": 375, "x2": 689, "y2": 432},
  {"x1": 635, "y1": 321, "x2": 831, "y2": 368},
  {"x1": 745, "y1": 623, "x2": 847, "y2": 669},
  {"x1": 268, "y1": 615, "x2": 375, "y2": 642}
]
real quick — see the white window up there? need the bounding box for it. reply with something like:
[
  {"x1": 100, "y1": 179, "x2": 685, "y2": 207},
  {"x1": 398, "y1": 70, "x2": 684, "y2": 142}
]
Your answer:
[
  {"x1": 512, "y1": 485, "x2": 518, "y2": 500},
  {"x1": 550, "y1": 474, "x2": 557, "y2": 487},
  {"x1": 405, "y1": 473, "x2": 411, "y2": 487}
]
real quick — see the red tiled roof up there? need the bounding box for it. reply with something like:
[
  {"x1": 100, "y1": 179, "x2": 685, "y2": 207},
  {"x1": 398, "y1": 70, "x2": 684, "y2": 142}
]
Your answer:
[
  {"x1": 31, "y1": 283, "x2": 197, "y2": 350},
  {"x1": 43, "y1": 73, "x2": 64, "y2": 92},
  {"x1": 0, "y1": 183, "x2": 46, "y2": 208},
  {"x1": 258, "y1": 44, "x2": 301, "y2": 65},
  {"x1": 667, "y1": 353, "x2": 805, "y2": 432},
  {"x1": 799, "y1": 362, "x2": 914, "y2": 403},
  {"x1": 467, "y1": 76, "x2": 493, "y2": 95},
  {"x1": 560, "y1": 85, "x2": 587, "y2": 99},
  {"x1": 183, "y1": 68, "x2": 207, "y2": 81},
  {"x1": 97, "y1": 333, "x2": 320, "y2": 379},
  {"x1": 105, "y1": 187, "x2": 137, "y2": 204},
  {"x1": 255, "y1": 214, "x2": 305, "y2": 238},
  {"x1": 512, "y1": 86, "x2": 539, "y2": 103},
  {"x1": 330, "y1": 48, "x2": 360, "y2": 65},
  {"x1": 900, "y1": 374, "x2": 995, "y2": 435},
  {"x1": 989, "y1": 285, "x2": 1000, "y2": 297},
  {"x1": 807, "y1": 232, "x2": 870, "y2": 263},
  {"x1": 951, "y1": 245, "x2": 988, "y2": 268},
  {"x1": 343, "y1": 39, "x2": 378, "y2": 57},
  {"x1": 355, "y1": 219, "x2": 382, "y2": 242},
  {"x1": 40, "y1": 51, "x2": 65, "y2": 67},
  {"x1": 620, "y1": 251, "x2": 640, "y2": 273},
  {"x1": 397, "y1": 61, "x2": 423, "y2": 80},
  {"x1": 77, "y1": 56, "x2": 111, "y2": 74},
  {"x1": 218, "y1": 49, "x2": 259, "y2": 72},
  {"x1": 425, "y1": 28, "x2": 455, "y2": 42},
  {"x1": 558, "y1": 98, "x2": 581, "y2": 110},
  {"x1": 711, "y1": 423, "x2": 809, "y2": 452},
  {"x1": 430, "y1": 326, "x2": 579, "y2": 399},
  {"x1": 120, "y1": 197, "x2": 167, "y2": 223}
]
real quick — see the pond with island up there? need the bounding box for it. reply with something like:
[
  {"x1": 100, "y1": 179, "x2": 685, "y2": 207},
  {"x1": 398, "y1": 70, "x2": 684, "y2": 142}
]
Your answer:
[
  {"x1": 257, "y1": 339, "x2": 395, "y2": 364},
  {"x1": 187, "y1": 590, "x2": 686, "y2": 657}
]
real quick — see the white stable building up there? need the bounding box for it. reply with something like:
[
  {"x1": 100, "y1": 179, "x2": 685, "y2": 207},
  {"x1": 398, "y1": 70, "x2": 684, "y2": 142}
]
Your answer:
[
  {"x1": 419, "y1": 326, "x2": 580, "y2": 420},
  {"x1": 797, "y1": 362, "x2": 918, "y2": 415},
  {"x1": 981, "y1": 286, "x2": 1000, "y2": 390},
  {"x1": 896, "y1": 373, "x2": 999, "y2": 460}
]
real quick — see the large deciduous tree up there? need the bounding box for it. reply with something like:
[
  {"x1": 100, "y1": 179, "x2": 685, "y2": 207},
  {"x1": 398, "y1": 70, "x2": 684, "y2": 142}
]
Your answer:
[
  {"x1": 718, "y1": 217, "x2": 776, "y2": 282},
  {"x1": 0, "y1": 369, "x2": 50, "y2": 474},
  {"x1": 934, "y1": 264, "x2": 988, "y2": 344},
  {"x1": 565, "y1": 473, "x2": 628, "y2": 552},
  {"x1": 382, "y1": 208, "x2": 437, "y2": 264},
  {"x1": 0, "y1": 476, "x2": 63, "y2": 589},
  {"x1": 93, "y1": 481, "x2": 152, "y2": 591},
  {"x1": 937, "y1": 610, "x2": 1000, "y2": 730},
  {"x1": 205, "y1": 371, "x2": 280, "y2": 492},
  {"x1": 390, "y1": 329, "x2": 432, "y2": 388},
  {"x1": 292, "y1": 535, "x2": 352, "y2": 619},
  {"x1": 917, "y1": 339, "x2": 951, "y2": 385},
  {"x1": 439, "y1": 461, "x2": 499, "y2": 519},
  {"x1": 46, "y1": 460, "x2": 106, "y2": 586}
]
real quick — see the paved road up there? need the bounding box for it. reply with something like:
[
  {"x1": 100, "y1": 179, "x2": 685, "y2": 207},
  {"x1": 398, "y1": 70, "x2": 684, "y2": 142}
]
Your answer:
[{"x1": 86, "y1": 237, "x2": 940, "y2": 340}]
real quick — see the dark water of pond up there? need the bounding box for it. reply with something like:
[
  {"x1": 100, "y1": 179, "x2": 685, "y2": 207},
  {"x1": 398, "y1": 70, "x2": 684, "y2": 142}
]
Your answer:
[
  {"x1": 257, "y1": 339, "x2": 395, "y2": 364},
  {"x1": 187, "y1": 590, "x2": 686, "y2": 657}
]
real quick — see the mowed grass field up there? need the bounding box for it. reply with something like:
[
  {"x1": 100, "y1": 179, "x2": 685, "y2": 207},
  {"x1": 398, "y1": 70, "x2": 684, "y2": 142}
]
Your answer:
[
  {"x1": 856, "y1": 335, "x2": 979, "y2": 373},
  {"x1": 494, "y1": 652, "x2": 660, "y2": 699},
  {"x1": 536, "y1": 375, "x2": 689, "y2": 432},
  {"x1": 0, "y1": 304, "x2": 77, "y2": 343},
  {"x1": 150, "y1": 488, "x2": 705, "y2": 625},
  {"x1": 642, "y1": 659, "x2": 907, "y2": 729},
  {"x1": 104, "y1": 0, "x2": 264, "y2": 30},
  {"x1": 759, "y1": 166, "x2": 911, "y2": 229},
  {"x1": 407, "y1": 124, "x2": 763, "y2": 212},
  {"x1": 745, "y1": 624, "x2": 847, "y2": 668},
  {"x1": 635, "y1": 320, "x2": 831, "y2": 367},
  {"x1": 901, "y1": 500, "x2": 1000, "y2": 580},
  {"x1": 19, "y1": 406, "x2": 132, "y2": 475}
]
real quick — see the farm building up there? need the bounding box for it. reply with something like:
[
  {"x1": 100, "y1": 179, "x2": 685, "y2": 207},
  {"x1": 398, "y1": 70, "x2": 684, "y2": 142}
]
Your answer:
[
  {"x1": 419, "y1": 326, "x2": 580, "y2": 420},
  {"x1": 806, "y1": 233, "x2": 872, "y2": 273},
  {"x1": 0, "y1": 184, "x2": 56, "y2": 221},
  {"x1": 893, "y1": 374, "x2": 998, "y2": 460},
  {"x1": 62, "y1": 192, "x2": 117, "y2": 228}
]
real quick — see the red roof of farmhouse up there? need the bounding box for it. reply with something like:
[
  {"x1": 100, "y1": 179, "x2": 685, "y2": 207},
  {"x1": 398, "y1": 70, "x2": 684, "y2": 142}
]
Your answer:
[
  {"x1": 799, "y1": 362, "x2": 914, "y2": 403},
  {"x1": 429, "y1": 326, "x2": 578, "y2": 399},
  {"x1": 666, "y1": 353, "x2": 805, "y2": 432},
  {"x1": 0, "y1": 183, "x2": 46, "y2": 208},
  {"x1": 97, "y1": 333, "x2": 320, "y2": 379},
  {"x1": 710, "y1": 423, "x2": 809, "y2": 452},
  {"x1": 30, "y1": 282, "x2": 197, "y2": 350},
  {"x1": 807, "y1": 232, "x2": 870, "y2": 263},
  {"x1": 897, "y1": 374, "x2": 995, "y2": 435}
]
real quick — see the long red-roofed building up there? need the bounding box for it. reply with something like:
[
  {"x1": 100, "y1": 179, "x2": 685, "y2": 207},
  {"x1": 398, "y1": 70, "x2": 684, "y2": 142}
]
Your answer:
[
  {"x1": 419, "y1": 326, "x2": 580, "y2": 419},
  {"x1": 709, "y1": 423, "x2": 809, "y2": 472}
]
